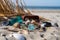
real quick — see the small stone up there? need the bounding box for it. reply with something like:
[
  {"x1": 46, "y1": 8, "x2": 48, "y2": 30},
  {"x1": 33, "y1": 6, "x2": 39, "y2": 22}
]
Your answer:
[{"x1": 40, "y1": 34, "x2": 44, "y2": 38}]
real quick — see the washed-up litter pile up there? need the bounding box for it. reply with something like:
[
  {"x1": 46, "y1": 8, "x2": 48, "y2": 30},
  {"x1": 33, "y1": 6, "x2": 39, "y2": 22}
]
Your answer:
[
  {"x1": 0, "y1": 15, "x2": 59, "y2": 31},
  {"x1": 0, "y1": 0, "x2": 59, "y2": 32},
  {"x1": 0, "y1": 15, "x2": 59, "y2": 40}
]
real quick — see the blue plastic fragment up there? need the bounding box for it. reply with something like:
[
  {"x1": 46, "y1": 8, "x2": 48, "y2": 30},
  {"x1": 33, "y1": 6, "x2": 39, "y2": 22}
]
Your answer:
[
  {"x1": 9, "y1": 16, "x2": 23, "y2": 25},
  {"x1": 28, "y1": 24, "x2": 35, "y2": 31}
]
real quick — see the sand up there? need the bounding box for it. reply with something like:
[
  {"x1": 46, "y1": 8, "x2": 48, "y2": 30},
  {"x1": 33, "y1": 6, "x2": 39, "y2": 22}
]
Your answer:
[{"x1": 0, "y1": 9, "x2": 60, "y2": 40}]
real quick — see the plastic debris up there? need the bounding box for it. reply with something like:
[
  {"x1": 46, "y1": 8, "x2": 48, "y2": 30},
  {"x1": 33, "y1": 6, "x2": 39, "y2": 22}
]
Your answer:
[
  {"x1": 16, "y1": 16, "x2": 23, "y2": 24},
  {"x1": 41, "y1": 22, "x2": 52, "y2": 27},
  {"x1": 20, "y1": 24, "x2": 27, "y2": 30},
  {"x1": 9, "y1": 16, "x2": 23, "y2": 26},
  {"x1": 25, "y1": 19, "x2": 30, "y2": 25},
  {"x1": 1, "y1": 21, "x2": 9, "y2": 26},
  {"x1": 28, "y1": 23, "x2": 35, "y2": 31}
]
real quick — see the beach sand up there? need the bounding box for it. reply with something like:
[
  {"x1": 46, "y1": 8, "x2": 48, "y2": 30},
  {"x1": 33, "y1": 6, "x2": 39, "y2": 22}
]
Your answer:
[{"x1": 0, "y1": 9, "x2": 60, "y2": 40}]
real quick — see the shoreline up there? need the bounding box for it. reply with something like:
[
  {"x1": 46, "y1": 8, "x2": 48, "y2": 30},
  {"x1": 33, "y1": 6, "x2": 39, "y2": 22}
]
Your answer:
[{"x1": 29, "y1": 9, "x2": 60, "y2": 13}]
